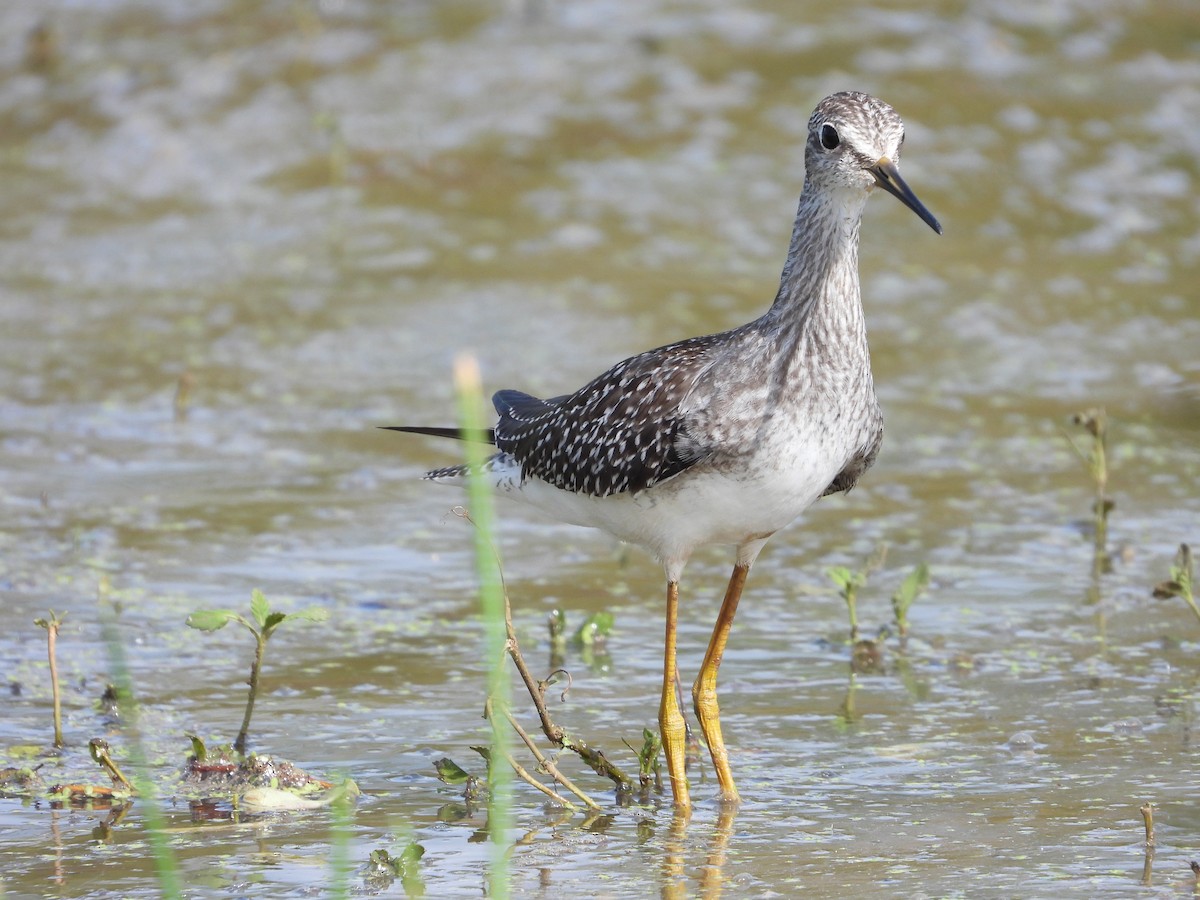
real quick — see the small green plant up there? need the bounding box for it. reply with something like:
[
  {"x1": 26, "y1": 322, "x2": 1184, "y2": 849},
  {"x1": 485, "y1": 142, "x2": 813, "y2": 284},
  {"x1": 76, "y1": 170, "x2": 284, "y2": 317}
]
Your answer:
[
  {"x1": 33, "y1": 610, "x2": 66, "y2": 748},
  {"x1": 433, "y1": 755, "x2": 485, "y2": 802},
  {"x1": 828, "y1": 567, "x2": 867, "y2": 642},
  {"x1": 571, "y1": 611, "x2": 614, "y2": 648},
  {"x1": 186, "y1": 590, "x2": 328, "y2": 754},
  {"x1": 365, "y1": 843, "x2": 425, "y2": 896},
  {"x1": 626, "y1": 727, "x2": 661, "y2": 795},
  {"x1": 828, "y1": 545, "x2": 887, "y2": 642},
  {"x1": 572, "y1": 610, "x2": 615, "y2": 672},
  {"x1": 1064, "y1": 408, "x2": 1114, "y2": 574},
  {"x1": 891, "y1": 563, "x2": 930, "y2": 642},
  {"x1": 1153, "y1": 544, "x2": 1199, "y2": 625},
  {"x1": 547, "y1": 608, "x2": 615, "y2": 671}
]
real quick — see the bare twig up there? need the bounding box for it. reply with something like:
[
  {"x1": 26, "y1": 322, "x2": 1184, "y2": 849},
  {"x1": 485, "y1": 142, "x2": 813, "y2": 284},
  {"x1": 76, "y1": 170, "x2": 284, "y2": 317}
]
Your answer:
[
  {"x1": 505, "y1": 612, "x2": 633, "y2": 790},
  {"x1": 456, "y1": 508, "x2": 634, "y2": 795},
  {"x1": 502, "y1": 748, "x2": 577, "y2": 810},
  {"x1": 1140, "y1": 800, "x2": 1156, "y2": 886},
  {"x1": 34, "y1": 611, "x2": 67, "y2": 748},
  {"x1": 1140, "y1": 801, "x2": 1155, "y2": 846},
  {"x1": 501, "y1": 705, "x2": 600, "y2": 811}
]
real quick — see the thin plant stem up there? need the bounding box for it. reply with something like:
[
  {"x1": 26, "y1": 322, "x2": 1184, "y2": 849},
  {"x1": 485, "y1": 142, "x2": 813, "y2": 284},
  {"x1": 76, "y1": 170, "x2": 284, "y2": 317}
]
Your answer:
[
  {"x1": 454, "y1": 354, "x2": 511, "y2": 898},
  {"x1": 1064, "y1": 409, "x2": 1112, "y2": 578},
  {"x1": 48, "y1": 618, "x2": 62, "y2": 747},
  {"x1": 235, "y1": 632, "x2": 265, "y2": 755},
  {"x1": 34, "y1": 611, "x2": 66, "y2": 748}
]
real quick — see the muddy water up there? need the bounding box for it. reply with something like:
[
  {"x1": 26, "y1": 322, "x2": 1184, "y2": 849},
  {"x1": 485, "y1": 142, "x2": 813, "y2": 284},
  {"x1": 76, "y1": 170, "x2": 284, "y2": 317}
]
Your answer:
[{"x1": 2, "y1": 0, "x2": 1198, "y2": 896}]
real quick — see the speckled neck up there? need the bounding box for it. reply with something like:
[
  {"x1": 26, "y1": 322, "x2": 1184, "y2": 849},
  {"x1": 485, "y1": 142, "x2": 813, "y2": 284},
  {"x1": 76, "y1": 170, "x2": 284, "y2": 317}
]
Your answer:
[{"x1": 761, "y1": 180, "x2": 872, "y2": 379}]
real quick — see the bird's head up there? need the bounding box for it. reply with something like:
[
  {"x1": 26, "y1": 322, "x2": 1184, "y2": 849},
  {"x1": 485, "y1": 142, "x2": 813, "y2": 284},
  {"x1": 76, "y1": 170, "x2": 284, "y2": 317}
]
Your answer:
[{"x1": 805, "y1": 91, "x2": 942, "y2": 234}]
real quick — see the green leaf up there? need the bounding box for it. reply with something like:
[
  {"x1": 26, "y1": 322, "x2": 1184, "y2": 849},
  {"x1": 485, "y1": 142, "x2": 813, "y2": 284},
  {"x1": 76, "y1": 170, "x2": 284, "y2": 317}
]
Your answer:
[
  {"x1": 892, "y1": 563, "x2": 930, "y2": 615},
  {"x1": 186, "y1": 733, "x2": 207, "y2": 762},
  {"x1": 827, "y1": 566, "x2": 864, "y2": 594},
  {"x1": 398, "y1": 841, "x2": 425, "y2": 869},
  {"x1": 572, "y1": 611, "x2": 615, "y2": 647},
  {"x1": 433, "y1": 757, "x2": 473, "y2": 786},
  {"x1": 34, "y1": 609, "x2": 64, "y2": 630},
  {"x1": 186, "y1": 609, "x2": 238, "y2": 632},
  {"x1": 262, "y1": 611, "x2": 287, "y2": 633},
  {"x1": 250, "y1": 589, "x2": 270, "y2": 628}
]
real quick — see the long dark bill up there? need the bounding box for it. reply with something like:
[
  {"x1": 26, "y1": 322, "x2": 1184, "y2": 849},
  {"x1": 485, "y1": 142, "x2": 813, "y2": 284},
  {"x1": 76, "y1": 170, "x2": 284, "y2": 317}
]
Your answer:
[
  {"x1": 381, "y1": 425, "x2": 497, "y2": 444},
  {"x1": 869, "y1": 157, "x2": 942, "y2": 235}
]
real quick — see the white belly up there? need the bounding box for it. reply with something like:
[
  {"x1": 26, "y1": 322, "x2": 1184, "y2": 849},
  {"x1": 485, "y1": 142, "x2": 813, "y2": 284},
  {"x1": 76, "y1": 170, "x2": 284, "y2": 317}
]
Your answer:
[{"x1": 496, "y1": 436, "x2": 847, "y2": 567}]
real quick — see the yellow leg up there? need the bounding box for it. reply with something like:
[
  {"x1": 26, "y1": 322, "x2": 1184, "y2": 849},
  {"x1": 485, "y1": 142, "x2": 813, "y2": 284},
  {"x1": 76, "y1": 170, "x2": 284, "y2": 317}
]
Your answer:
[
  {"x1": 660, "y1": 580, "x2": 691, "y2": 808},
  {"x1": 691, "y1": 562, "x2": 749, "y2": 803}
]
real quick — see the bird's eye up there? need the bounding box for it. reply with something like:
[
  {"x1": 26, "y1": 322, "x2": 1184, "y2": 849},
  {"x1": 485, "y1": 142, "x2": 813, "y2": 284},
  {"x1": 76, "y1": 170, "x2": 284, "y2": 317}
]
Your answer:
[{"x1": 820, "y1": 123, "x2": 840, "y2": 150}]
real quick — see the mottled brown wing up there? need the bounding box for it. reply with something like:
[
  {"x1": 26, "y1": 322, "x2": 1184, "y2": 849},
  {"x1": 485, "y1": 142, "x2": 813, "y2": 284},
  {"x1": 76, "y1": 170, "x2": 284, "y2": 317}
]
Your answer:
[{"x1": 492, "y1": 335, "x2": 720, "y2": 497}]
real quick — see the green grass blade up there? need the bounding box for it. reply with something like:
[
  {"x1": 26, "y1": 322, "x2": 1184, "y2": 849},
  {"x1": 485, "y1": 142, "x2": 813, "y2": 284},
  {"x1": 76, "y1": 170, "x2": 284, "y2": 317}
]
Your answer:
[
  {"x1": 453, "y1": 354, "x2": 511, "y2": 899},
  {"x1": 99, "y1": 605, "x2": 182, "y2": 898}
]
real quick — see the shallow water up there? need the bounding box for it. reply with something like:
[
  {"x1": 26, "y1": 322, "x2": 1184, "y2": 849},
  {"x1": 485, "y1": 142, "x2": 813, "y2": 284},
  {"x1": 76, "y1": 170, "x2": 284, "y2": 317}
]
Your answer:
[{"x1": 2, "y1": 0, "x2": 1198, "y2": 896}]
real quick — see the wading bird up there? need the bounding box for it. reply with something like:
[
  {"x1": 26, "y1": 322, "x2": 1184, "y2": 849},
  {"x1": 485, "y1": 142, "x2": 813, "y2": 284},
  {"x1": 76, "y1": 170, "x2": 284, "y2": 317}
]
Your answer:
[{"x1": 390, "y1": 91, "x2": 941, "y2": 808}]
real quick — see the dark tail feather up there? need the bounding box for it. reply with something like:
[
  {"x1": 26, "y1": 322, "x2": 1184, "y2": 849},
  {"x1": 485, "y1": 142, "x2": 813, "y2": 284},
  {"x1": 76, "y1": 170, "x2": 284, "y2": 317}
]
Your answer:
[{"x1": 381, "y1": 425, "x2": 497, "y2": 444}]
